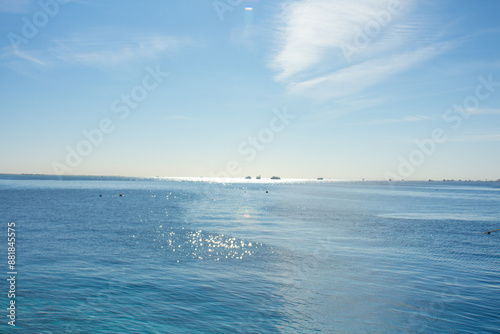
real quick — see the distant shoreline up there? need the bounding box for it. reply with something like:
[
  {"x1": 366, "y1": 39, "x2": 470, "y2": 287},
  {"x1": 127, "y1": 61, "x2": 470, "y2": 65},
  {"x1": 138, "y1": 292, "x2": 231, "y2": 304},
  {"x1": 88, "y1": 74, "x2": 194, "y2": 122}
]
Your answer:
[{"x1": 0, "y1": 173, "x2": 499, "y2": 183}]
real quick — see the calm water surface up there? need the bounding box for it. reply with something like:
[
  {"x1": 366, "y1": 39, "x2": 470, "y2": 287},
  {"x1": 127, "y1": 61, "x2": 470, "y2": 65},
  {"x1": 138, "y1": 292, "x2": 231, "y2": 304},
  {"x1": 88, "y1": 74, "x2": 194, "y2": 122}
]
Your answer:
[{"x1": 0, "y1": 175, "x2": 499, "y2": 333}]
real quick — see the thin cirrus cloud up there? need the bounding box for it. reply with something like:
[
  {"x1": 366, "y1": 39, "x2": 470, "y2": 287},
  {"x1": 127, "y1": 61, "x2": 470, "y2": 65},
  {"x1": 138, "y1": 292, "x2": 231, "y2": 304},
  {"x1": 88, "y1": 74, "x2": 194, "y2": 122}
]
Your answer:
[
  {"x1": 49, "y1": 33, "x2": 192, "y2": 68},
  {"x1": 371, "y1": 114, "x2": 436, "y2": 124},
  {"x1": 287, "y1": 45, "x2": 448, "y2": 99},
  {"x1": 162, "y1": 115, "x2": 202, "y2": 122},
  {"x1": 449, "y1": 133, "x2": 500, "y2": 143},
  {"x1": 270, "y1": 0, "x2": 448, "y2": 101},
  {"x1": 2, "y1": 31, "x2": 192, "y2": 72},
  {"x1": 1, "y1": 48, "x2": 48, "y2": 66},
  {"x1": 465, "y1": 108, "x2": 500, "y2": 115},
  {"x1": 271, "y1": 0, "x2": 396, "y2": 80}
]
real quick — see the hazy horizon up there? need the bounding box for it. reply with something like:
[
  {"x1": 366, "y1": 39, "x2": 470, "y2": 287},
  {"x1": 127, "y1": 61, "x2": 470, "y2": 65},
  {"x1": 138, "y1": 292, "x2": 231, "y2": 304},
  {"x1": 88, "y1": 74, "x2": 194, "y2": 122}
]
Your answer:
[{"x1": 2, "y1": 173, "x2": 499, "y2": 183}]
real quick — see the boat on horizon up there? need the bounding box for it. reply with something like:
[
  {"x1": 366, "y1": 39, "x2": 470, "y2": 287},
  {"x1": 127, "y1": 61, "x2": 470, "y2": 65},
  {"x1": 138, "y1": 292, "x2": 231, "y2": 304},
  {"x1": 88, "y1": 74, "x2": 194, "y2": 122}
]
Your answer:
[
  {"x1": 317, "y1": 177, "x2": 323, "y2": 180},
  {"x1": 256, "y1": 175, "x2": 261, "y2": 179},
  {"x1": 245, "y1": 176, "x2": 252, "y2": 179},
  {"x1": 270, "y1": 176, "x2": 281, "y2": 180}
]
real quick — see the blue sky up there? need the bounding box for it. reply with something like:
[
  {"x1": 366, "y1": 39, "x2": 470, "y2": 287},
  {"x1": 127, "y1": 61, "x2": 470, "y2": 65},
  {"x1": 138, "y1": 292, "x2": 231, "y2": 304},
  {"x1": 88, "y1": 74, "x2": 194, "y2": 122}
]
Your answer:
[{"x1": 1, "y1": 0, "x2": 499, "y2": 180}]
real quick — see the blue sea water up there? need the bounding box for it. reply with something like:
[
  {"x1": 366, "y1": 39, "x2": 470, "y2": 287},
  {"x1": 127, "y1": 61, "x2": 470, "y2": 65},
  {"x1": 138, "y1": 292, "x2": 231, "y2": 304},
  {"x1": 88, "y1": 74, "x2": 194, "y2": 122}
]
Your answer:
[{"x1": 0, "y1": 175, "x2": 499, "y2": 333}]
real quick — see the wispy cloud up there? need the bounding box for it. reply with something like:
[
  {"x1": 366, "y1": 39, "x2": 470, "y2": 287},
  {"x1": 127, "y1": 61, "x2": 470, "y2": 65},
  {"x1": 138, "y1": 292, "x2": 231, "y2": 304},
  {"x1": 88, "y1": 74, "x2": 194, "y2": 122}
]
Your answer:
[
  {"x1": 449, "y1": 133, "x2": 500, "y2": 143},
  {"x1": 270, "y1": 0, "x2": 449, "y2": 102},
  {"x1": 465, "y1": 108, "x2": 500, "y2": 115},
  {"x1": 0, "y1": 47, "x2": 51, "y2": 79},
  {"x1": 372, "y1": 114, "x2": 436, "y2": 124},
  {"x1": 271, "y1": 0, "x2": 393, "y2": 81},
  {"x1": 50, "y1": 32, "x2": 192, "y2": 68},
  {"x1": 0, "y1": 47, "x2": 48, "y2": 66},
  {"x1": 1, "y1": 30, "x2": 193, "y2": 77},
  {"x1": 162, "y1": 115, "x2": 202, "y2": 122},
  {"x1": 288, "y1": 45, "x2": 447, "y2": 99}
]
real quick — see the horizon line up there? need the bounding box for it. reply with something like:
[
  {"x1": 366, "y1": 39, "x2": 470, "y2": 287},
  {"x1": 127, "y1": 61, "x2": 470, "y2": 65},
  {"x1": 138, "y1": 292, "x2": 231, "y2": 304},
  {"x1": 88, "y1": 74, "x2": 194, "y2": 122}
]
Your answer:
[{"x1": 0, "y1": 173, "x2": 499, "y2": 183}]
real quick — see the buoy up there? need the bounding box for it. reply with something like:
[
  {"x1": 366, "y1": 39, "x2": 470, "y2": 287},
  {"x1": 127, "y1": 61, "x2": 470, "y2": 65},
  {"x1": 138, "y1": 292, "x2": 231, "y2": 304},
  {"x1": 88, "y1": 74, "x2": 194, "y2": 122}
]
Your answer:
[
  {"x1": 99, "y1": 194, "x2": 102, "y2": 197},
  {"x1": 119, "y1": 194, "x2": 123, "y2": 197},
  {"x1": 266, "y1": 191, "x2": 268, "y2": 193}
]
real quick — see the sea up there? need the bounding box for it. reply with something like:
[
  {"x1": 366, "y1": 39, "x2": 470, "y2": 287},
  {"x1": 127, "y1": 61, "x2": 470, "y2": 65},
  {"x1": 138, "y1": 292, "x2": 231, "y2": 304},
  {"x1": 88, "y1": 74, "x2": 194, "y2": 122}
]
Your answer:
[{"x1": 0, "y1": 175, "x2": 499, "y2": 333}]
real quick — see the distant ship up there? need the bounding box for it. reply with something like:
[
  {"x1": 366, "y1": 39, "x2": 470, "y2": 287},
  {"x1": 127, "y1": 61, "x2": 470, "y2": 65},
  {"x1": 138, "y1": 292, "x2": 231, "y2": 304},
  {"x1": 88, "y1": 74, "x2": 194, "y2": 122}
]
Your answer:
[
  {"x1": 256, "y1": 175, "x2": 261, "y2": 179},
  {"x1": 245, "y1": 176, "x2": 252, "y2": 179},
  {"x1": 270, "y1": 176, "x2": 281, "y2": 180},
  {"x1": 317, "y1": 177, "x2": 323, "y2": 180}
]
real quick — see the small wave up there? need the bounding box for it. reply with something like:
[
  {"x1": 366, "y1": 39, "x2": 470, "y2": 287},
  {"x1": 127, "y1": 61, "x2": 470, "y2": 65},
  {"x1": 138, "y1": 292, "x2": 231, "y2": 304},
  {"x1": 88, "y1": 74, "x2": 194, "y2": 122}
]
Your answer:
[{"x1": 378, "y1": 213, "x2": 497, "y2": 221}]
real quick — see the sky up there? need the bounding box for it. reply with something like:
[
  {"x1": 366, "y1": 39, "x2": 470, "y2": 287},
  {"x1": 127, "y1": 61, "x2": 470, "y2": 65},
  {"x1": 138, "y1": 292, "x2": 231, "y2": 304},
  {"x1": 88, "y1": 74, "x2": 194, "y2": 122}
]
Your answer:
[{"x1": 1, "y1": 0, "x2": 500, "y2": 180}]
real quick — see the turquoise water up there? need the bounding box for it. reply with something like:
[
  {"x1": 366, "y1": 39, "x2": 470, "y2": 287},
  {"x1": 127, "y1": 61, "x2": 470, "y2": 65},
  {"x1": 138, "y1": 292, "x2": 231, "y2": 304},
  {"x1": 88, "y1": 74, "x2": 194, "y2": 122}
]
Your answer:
[{"x1": 1, "y1": 175, "x2": 499, "y2": 333}]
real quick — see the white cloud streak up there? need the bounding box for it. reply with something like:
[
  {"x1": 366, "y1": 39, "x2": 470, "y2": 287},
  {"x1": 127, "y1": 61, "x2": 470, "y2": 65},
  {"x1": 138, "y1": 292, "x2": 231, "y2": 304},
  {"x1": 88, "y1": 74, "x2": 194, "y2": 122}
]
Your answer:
[
  {"x1": 272, "y1": 0, "x2": 392, "y2": 80},
  {"x1": 466, "y1": 108, "x2": 500, "y2": 115},
  {"x1": 50, "y1": 33, "x2": 192, "y2": 68},
  {"x1": 288, "y1": 45, "x2": 447, "y2": 99},
  {"x1": 449, "y1": 133, "x2": 500, "y2": 143},
  {"x1": 372, "y1": 114, "x2": 436, "y2": 124},
  {"x1": 270, "y1": 0, "x2": 449, "y2": 102},
  {"x1": 162, "y1": 115, "x2": 202, "y2": 121},
  {"x1": 1, "y1": 31, "x2": 192, "y2": 77}
]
